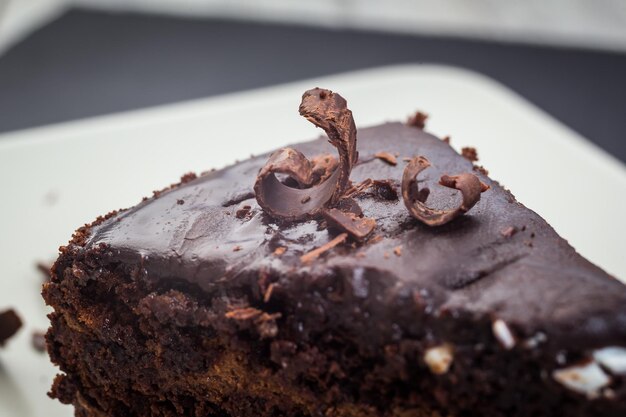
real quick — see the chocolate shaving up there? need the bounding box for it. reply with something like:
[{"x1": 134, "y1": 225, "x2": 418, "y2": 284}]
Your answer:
[
  {"x1": 254, "y1": 88, "x2": 357, "y2": 221},
  {"x1": 273, "y1": 247, "x2": 287, "y2": 256},
  {"x1": 300, "y1": 233, "x2": 348, "y2": 264},
  {"x1": 501, "y1": 226, "x2": 518, "y2": 238},
  {"x1": 322, "y1": 208, "x2": 376, "y2": 241},
  {"x1": 225, "y1": 307, "x2": 263, "y2": 320},
  {"x1": 374, "y1": 152, "x2": 398, "y2": 166},
  {"x1": 401, "y1": 156, "x2": 489, "y2": 226},
  {"x1": 407, "y1": 111, "x2": 428, "y2": 129},
  {"x1": 344, "y1": 179, "x2": 374, "y2": 198}
]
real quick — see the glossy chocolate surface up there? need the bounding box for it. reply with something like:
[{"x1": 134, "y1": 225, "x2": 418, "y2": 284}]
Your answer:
[{"x1": 86, "y1": 122, "x2": 626, "y2": 351}]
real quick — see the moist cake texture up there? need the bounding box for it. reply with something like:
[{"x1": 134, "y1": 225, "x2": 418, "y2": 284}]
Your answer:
[{"x1": 44, "y1": 92, "x2": 626, "y2": 417}]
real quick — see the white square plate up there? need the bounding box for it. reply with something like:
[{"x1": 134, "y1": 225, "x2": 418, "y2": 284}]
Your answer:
[{"x1": 0, "y1": 64, "x2": 624, "y2": 416}]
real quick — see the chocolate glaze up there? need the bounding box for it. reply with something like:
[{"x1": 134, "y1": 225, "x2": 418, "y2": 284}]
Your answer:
[{"x1": 86, "y1": 122, "x2": 626, "y2": 354}]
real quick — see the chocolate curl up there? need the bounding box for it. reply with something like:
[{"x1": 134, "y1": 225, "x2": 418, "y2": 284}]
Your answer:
[
  {"x1": 401, "y1": 156, "x2": 489, "y2": 226},
  {"x1": 254, "y1": 88, "x2": 357, "y2": 221}
]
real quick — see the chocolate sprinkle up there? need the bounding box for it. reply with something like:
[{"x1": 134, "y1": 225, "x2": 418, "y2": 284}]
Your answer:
[
  {"x1": 254, "y1": 88, "x2": 357, "y2": 221},
  {"x1": 401, "y1": 156, "x2": 489, "y2": 226}
]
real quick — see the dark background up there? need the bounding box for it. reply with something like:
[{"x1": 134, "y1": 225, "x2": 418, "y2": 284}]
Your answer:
[{"x1": 1, "y1": 8, "x2": 624, "y2": 162}]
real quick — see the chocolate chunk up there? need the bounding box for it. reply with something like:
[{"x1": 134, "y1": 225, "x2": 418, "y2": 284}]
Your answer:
[
  {"x1": 254, "y1": 89, "x2": 357, "y2": 221},
  {"x1": 402, "y1": 156, "x2": 489, "y2": 226},
  {"x1": 374, "y1": 152, "x2": 398, "y2": 166},
  {"x1": 322, "y1": 208, "x2": 376, "y2": 241},
  {"x1": 0, "y1": 309, "x2": 22, "y2": 346},
  {"x1": 407, "y1": 111, "x2": 428, "y2": 129},
  {"x1": 336, "y1": 198, "x2": 364, "y2": 217},
  {"x1": 345, "y1": 179, "x2": 374, "y2": 199}
]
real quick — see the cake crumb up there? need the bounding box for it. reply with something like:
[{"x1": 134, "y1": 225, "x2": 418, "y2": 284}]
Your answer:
[
  {"x1": 442, "y1": 135, "x2": 451, "y2": 144},
  {"x1": 473, "y1": 165, "x2": 489, "y2": 176},
  {"x1": 374, "y1": 152, "x2": 398, "y2": 166},
  {"x1": 0, "y1": 309, "x2": 22, "y2": 346},
  {"x1": 225, "y1": 307, "x2": 262, "y2": 320},
  {"x1": 36, "y1": 261, "x2": 52, "y2": 282},
  {"x1": 300, "y1": 233, "x2": 348, "y2": 264},
  {"x1": 301, "y1": 196, "x2": 311, "y2": 204},
  {"x1": 233, "y1": 245, "x2": 242, "y2": 252},
  {"x1": 407, "y1": 111, "x2": 428, "y2": 129},
  {"x1": 393, "y1": 246, "x2": 403, "y2": 256},
  {"x1": 273, "y1": 247, "x2": 287, "y2": 256},
  {"x1": 384, "y1": 252, "x2": 390, "y2": 259},
  {"x1": 236, "y1": 205, "x2": 252, "y2": 219},
  {"x1": 179, "y1": 172, "x2": 197, "y2": 183},
  {"x1": 461, "y1": 147, "x2": 479, "y2": 162},
  {"x1": 176, "y1": 199, "x2": 184, "y2": 205},
  {"x1": 32, "y1": 331, "x2": 46, "y2": 352}
]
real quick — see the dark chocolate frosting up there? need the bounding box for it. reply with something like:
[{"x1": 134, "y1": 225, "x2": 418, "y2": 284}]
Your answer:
[{"x1": 86, "y1": 122, "x2": 626, "y2": 353}]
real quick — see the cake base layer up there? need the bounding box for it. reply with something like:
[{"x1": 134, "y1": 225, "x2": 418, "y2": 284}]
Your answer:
[{"x1": 44, "y1": 245, "x2": 624, "y2": 417}]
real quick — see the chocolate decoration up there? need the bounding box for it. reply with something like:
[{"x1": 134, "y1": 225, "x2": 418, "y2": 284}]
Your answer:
[
  {"x1": 254, "y1": 88, "x2": 357, "y2": 221},
  {"x1": 322, "y1": 208, "x2": 376, "y2": 241},
  {"x1": 300, "y1": 233, "x2": 348, "y2": 264},
  {"x1": 374, "y1": 151, "x2": 398, "y2": 166},
  {"x1": 402, "y1": 156, "x2": 489, "y2": 226}
]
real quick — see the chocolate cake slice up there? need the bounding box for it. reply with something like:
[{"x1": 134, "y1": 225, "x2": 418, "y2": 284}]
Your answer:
[{"x1": 44, "y1": 89, "x2": 626, "y2": 417}]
